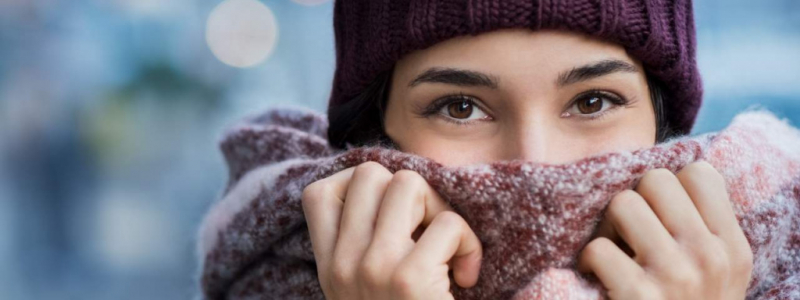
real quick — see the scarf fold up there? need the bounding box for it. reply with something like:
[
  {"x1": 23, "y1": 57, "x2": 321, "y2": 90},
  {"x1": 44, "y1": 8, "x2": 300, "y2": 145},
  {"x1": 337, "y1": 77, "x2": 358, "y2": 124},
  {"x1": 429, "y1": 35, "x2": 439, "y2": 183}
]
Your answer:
[{"x1": 197, "y1": 107, "x2": 800, "y2": 300}]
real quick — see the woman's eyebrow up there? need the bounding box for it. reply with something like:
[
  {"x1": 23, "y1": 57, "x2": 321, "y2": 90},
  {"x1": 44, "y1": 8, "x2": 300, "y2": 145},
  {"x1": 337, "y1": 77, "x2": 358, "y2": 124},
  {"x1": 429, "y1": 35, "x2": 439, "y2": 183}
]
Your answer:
[
  {"x1": 557, "y1": 59, "x2": 639, "y2": 87},
  {"x1": 408, "y1": 67, "x2": 499, "y2": 89}
]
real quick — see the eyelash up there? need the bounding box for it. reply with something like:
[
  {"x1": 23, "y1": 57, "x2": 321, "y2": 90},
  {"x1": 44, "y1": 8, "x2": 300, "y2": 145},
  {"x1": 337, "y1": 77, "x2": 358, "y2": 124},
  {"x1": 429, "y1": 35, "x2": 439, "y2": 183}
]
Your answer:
[
  {"x1": 419, "y1": 90, "x2": 631, "y2": 126},
  {"x1": 564, "y1": 90, "x2": 631, "y2": 120},
  {"x1": 419, "y1": 93, "x2": 490, "y2": 126}
]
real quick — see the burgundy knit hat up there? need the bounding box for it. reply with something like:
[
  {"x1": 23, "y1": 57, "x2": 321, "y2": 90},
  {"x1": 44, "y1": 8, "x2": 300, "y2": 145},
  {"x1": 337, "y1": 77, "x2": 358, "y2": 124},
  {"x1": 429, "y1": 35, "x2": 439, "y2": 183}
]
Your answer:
[{"x1": 328, "y1": 0, "x2": 703, "y2": 135}]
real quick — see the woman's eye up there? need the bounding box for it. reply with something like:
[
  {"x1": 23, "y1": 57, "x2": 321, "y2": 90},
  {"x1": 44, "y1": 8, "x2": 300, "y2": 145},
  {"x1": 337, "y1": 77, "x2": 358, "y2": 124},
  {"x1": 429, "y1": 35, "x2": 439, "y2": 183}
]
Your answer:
[
  {"x1": 576, "y1": 96, "x2": 604, "y2": 114},
  {"x1": 565, "y1": 92, "x2": 626, "y2": 117},
  {"x1": 440, "y1": 99, "x2": 489, "y2": 121}
]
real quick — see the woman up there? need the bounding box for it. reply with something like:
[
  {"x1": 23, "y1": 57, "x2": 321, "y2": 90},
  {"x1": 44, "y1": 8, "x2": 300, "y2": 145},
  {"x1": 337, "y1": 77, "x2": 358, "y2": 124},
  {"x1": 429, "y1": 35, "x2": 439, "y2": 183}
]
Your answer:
[{"x1": 301, "y1": 0, "x2": 753, "y2": 299}]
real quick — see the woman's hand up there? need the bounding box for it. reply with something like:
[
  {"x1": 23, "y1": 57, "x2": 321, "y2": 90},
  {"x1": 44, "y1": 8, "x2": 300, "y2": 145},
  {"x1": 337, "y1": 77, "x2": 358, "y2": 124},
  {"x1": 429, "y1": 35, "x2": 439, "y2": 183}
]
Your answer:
[
  {"x1": 302, "y1": 162, "x2": 483, "y2": 300},
  {"x1": 578, "y1": 161, "x2": 754, "y2": 299}
]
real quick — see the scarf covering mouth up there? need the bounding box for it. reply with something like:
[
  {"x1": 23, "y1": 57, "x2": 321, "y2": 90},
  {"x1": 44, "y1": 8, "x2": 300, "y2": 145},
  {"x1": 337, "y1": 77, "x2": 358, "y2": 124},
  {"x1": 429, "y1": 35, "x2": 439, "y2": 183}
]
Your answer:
[{"x1": 197, "y1": 108, "x2": 800, "y2": 300}]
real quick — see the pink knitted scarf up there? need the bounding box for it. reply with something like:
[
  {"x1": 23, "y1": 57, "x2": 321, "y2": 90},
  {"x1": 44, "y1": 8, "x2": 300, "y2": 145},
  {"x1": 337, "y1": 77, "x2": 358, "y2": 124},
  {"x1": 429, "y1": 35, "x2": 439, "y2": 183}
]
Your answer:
[{"x1": 197, "y1": 108, "x2": 800, "y2": 299}]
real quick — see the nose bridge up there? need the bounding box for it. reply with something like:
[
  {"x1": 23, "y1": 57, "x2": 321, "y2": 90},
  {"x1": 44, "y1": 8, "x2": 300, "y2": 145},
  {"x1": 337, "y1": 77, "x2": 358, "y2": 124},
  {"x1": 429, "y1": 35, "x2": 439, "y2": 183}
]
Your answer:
[{"x1": 507, "y1": 112, "x2": 551, "y2": 163}]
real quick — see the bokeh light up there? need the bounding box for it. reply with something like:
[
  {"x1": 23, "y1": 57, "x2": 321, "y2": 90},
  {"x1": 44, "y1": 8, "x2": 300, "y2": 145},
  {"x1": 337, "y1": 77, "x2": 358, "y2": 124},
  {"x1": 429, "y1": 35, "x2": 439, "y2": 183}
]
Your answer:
[{"x1": 206, "y1": 0, "x2": 278, "y2": 68}]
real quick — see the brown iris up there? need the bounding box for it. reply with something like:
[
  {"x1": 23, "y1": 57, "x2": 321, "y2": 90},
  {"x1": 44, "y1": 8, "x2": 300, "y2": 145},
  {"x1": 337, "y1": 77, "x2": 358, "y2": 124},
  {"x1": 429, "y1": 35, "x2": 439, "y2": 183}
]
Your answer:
[
  {"x1": 448, "y1": 101, "x2": 473, "y2": 119},
  {"x1": 577, "y1": 96, "x2": 603, "y2": 114}
]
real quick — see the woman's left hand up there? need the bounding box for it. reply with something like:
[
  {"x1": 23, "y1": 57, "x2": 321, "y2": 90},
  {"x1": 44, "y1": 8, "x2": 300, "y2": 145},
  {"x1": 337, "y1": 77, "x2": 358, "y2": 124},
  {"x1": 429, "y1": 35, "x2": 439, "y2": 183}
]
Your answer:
[{"x1": 578, "y1": 161, "x2": 754, "y2": 299}]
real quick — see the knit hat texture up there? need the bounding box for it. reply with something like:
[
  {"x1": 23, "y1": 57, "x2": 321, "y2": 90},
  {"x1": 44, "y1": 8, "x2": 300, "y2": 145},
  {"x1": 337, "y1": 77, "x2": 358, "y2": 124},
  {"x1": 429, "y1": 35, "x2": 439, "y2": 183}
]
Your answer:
[{"x1": 329, "y1": 0, "x2": 702, "y2": 134}]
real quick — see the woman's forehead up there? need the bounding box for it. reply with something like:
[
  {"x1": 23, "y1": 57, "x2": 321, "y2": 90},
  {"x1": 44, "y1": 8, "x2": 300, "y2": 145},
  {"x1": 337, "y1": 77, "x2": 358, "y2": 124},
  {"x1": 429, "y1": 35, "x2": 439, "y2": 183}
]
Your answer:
[{"x1": 395, "y1": 29, "x2": 641, "y2": 81}]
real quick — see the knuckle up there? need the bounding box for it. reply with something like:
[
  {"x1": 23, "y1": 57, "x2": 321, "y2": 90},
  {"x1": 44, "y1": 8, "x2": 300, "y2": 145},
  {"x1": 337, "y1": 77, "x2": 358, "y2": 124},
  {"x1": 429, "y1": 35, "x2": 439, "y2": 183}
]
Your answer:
[
  {"x1": 680, "y1": 161, "x2": 725, "y2": 185},
  {"x1": 351, "y1": 162, "x2": 393, "y2": 190},
  {"x1": 329, "y1": 261, "x2": 355, "y2": 287},
  {"x1": 354, "y1": 161, "x2": 391, "y2": 179},
  {"x1": 697, "y1": 242, "x2": 731, "y2": 276},
  {"x1": 582, "y1": 237, "x2": 614, "y2": 260},
  {"x1": 391, "y1": 170, "x2": 426, "y2": 189},
  {"x1": 390, "y1": 266, "x2": 419, "y2": 297},
  {"x1": 686, "y1": 161, "x2": 719, "y2": 176},
  {"x1": 302, "y1": 181, "x2": 328, "y2": 203},
  {"x1": 667, "y1": 264, "x2": 702, "y2": 287},
  {"x1": 358, "y1": 256, "x2": 385, "y2": 287},
  {"x1": 609, "y1": 190, "x2": 644, "y2": 215},
  {"x1": 432, "y1": 211, "x2": 465, "y2": 228},
  {"x1": 640, "y1": 168, "x2": 676, "y2": 186},
  {"x1": 625, "y1": 284, "x2": 660, "y2": 300}
]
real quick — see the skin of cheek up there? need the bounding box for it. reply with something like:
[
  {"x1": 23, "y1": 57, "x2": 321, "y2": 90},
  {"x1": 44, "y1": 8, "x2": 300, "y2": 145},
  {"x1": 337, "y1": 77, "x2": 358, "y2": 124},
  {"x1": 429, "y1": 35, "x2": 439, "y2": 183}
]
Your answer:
[
  {"x1": 407, "y1": 136, "x2": 501, "y2": 166},
  {"x1": 546, "y1": 73, "x2": 656, "y2": 157},
  {"x1": 384, "y1": 105, "x2": 502, "y2": 166},
  {"x1": 552, "y1": 93, "x2": 657, "y2": 161},
  {"x1": 564, "y1": 111, "x2": 658, "y2": 161}
]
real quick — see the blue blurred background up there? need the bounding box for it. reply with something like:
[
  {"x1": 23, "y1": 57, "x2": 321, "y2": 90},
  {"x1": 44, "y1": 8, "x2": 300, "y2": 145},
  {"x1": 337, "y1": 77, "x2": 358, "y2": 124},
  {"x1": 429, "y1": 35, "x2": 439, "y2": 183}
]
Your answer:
[{"x1": 0, "y1": 0, "x2": 798, "y2": 299}]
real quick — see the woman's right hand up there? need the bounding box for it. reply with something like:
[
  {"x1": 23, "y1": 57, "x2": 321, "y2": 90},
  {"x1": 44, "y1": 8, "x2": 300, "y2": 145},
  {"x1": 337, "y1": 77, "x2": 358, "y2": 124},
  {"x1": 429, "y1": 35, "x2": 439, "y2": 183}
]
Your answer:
[{"x1": 301, "y1": 162, "x2": 483, "y2": 300}]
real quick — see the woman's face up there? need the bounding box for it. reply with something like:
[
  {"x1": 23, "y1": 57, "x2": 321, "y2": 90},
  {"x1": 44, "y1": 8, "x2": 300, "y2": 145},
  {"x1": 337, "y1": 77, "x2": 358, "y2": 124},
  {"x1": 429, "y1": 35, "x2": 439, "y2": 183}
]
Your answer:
[{"x1": 384, "y1": 29, "x2": 656, "y2": 167}]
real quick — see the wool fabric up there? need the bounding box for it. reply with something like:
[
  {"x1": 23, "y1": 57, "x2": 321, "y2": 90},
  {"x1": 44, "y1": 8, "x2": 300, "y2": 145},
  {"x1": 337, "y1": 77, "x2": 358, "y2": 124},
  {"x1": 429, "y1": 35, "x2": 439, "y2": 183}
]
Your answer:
[{"x1": 197, "y1": 107, "x2": 800, "y2": 299}]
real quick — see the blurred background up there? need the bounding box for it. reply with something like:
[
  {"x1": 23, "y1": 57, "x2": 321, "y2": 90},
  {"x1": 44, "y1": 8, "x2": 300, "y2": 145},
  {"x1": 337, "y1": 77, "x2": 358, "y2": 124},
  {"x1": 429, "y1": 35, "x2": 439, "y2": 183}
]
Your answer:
[{"x1": 0, "y1": 0, "x2": 798, "y2": 299}]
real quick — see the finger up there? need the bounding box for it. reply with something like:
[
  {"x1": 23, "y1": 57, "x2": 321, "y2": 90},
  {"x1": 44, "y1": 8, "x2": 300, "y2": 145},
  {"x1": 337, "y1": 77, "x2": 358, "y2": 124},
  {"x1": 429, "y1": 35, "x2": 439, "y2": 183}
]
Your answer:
[
  {"x1": 365, "y1": 170, "x2": 450, "y2": 268},
  {"x1": 593, "y1": 218, "x2": 634, "y2": 257},
  {"x1": 333, "y1": 162, "x2": 393, "y2": 270},
  {"x1": 368, "y1": 170, "x2": 452, "y2": 258},
  {"x1": 301, "y1": 167, "x2": 355, "y2": 275},
  {"x1": 401, "y1": 211, "x2": 483, "y2": 288},
  {"x1": 578, "y1": 237, "x2": 646, "y2": 294},
  {"x1": 635, "y1": 168, "x2": 710, "y2": 239},
  {"x1": 604, "y1": 190, "x2": 676, "y2": 261},
  {"x1": 675, "y1": 161, "x2": 741, "y2": 240},
  {"x1": 676, "y1": 161, "x2": 754, "y2": 283}
]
